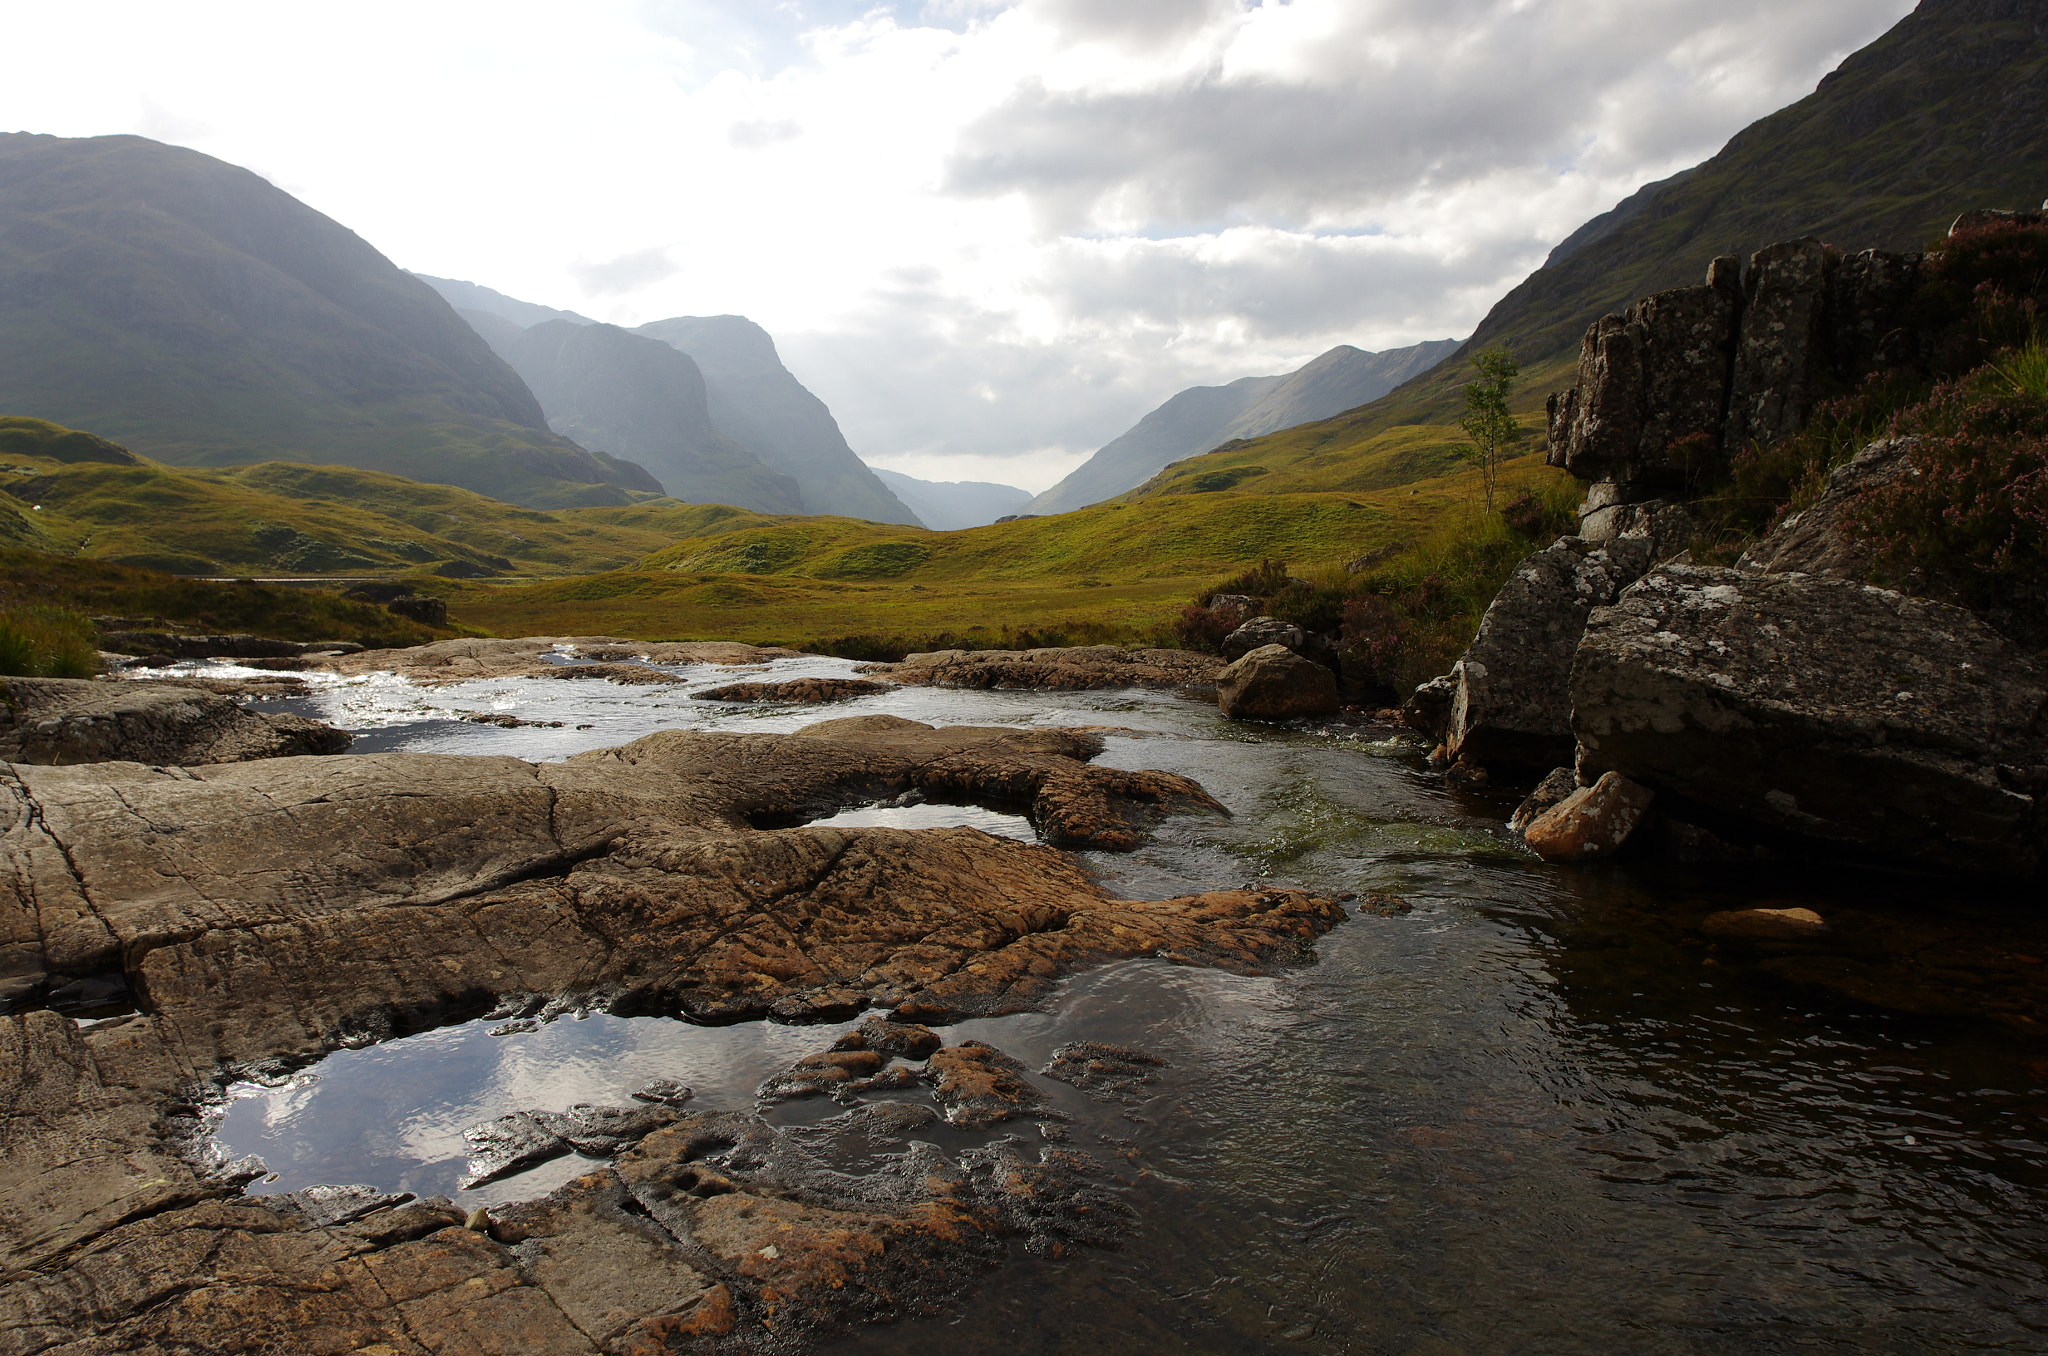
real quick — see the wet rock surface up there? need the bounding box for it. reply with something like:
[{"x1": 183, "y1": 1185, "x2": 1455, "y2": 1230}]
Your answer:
[
  {"x1": 0, "y1": 706, "x2": 1343, "y2": 1349},
  {"x1": 309, "y1": 635, "x2": 805, "y2": 685},
  {"x1": 1216, "y1": 644, "x2": 1339, "y2": 720},
  {"x1": 1041, "y1": 1042, "x2": 1167, "y2": 1100},
  {"x1": 0, "y1": 676, "x2": 350, "y2": 767},
  {"x1": 862, "y1": 645, "x2": 1222, "y2": 692},
  {"x1": 1523, "y1": 771, "x2": 1655, "y2": 862},
  {"x1": 925, "y1": 1041, "x2": 1042, "y2": 1129},
  {"x1": 695, "y1": 677, "x2": 892, "y2": 704},
  {"x1": 1572, "y1": 564, "x2": 2048, "y2": 878}
]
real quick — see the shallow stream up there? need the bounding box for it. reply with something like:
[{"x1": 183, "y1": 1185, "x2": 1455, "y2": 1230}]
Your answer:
[{"x1": 185, "y1": 649, "x2": 2048, "y2": 1353}]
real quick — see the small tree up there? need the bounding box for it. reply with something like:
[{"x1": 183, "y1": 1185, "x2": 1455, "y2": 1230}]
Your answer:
[{"x1": 1455, "y1": 345, "x2": 1520, "y2": 512}]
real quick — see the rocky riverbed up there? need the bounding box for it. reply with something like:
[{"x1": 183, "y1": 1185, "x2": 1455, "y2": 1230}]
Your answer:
[{"x1": 7, "y1": 641, "x2": 2048, "y2": 1354}]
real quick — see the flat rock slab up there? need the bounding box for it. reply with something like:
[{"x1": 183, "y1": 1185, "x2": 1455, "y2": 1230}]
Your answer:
[
  {"x1": 0, "y1": 710, "x2": 1345, "y2": 1349},
  {"x1": 1572, "y1": 564, "x2": 2048, "y2": 877},
  {"x1": 0, "y1": 676, "x2": 349, "y2": 766},
  {"x1": 864, "y1": 645, "x2": 1222, "y2": 691},
  {"x1": 695, "y1": 677, "x2": 891, "y2": 703},
  {"x1": 313, "y1": 635, "x2": 803, "y2": 685}
]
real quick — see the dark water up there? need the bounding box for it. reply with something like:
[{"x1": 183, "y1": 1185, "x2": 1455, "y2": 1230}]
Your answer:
[{"x1": 191, "y1": 653, "x2": 2048, "y2": 1353}]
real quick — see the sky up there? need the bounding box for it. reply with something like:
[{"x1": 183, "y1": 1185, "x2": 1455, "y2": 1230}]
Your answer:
[{"x1": 3, "y1": 0, "x2": 1918, "y2": 492}]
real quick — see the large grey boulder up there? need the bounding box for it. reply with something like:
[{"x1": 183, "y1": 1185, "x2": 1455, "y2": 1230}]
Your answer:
[
  {"x1": 0, "y1": 678, "x2": 351, "y2": 767},
  {"x1": 1441, "y1": 537, "x2": 1654, "y2": 769},
  {"x1": 1217, "y1": 645, "x2": 1339, "y2": 720},
  {"x1": 1571, "y1": 564, "x2": 2047, "y2": 878},
  {"x1": 1221, "y1": 615, "x2": 1305, "y2": 661}
]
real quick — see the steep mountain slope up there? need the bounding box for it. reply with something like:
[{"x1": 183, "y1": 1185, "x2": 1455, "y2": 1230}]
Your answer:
[
  {"x1": 871, "y1": 468, "x2": 1031, "y2": 530},
  {"x1": 490, "y1": 321, "x2": 805, "y2": 513},
  {"x1": 1028, "y1": 338, "x2": 1459, "y2": 514},
  {"x1": 635, "y1": 316, "x2": 921, "y2": 526},
  {"x1": 0, "y1": 133, "x2": 661, "y2": 508},
  {"x1": 1153, "y1": 0, "x2": 2048, "y2": 495},
  {"x1": 414, "y1": 274, "x2": 596, "y2": 328}
]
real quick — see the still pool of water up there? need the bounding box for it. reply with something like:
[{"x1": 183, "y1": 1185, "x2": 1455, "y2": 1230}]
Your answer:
[{"x1": 186, "y1": 652, "x2": 2048, "y2": 1353}]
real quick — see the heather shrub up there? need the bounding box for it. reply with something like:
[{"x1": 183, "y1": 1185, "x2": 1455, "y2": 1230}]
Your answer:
[{"x1": 1849, "y1": 368, "x2": 2048, "y2": 640}]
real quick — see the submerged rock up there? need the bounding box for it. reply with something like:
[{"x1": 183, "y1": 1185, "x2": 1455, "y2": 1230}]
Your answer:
[
  {"x1": 461, "y1": 1112, "x2": 573, "y2": 1189},
  {"x1": 1042, "y1": 1042, "x2": 1167, "y2": 1099},
  {"x1": 1702, "y1": 907, "x2": 1829, "y2": 943},
  {"x1": 1216, "y1": 643, "x2": 1339, "y2": 720},
  {"x1": 1572, "y1": 564, "x2": 2047, "y2": 878},
  {"x1": 0, "y1": 676, "x2": 350, "y2": 766}
]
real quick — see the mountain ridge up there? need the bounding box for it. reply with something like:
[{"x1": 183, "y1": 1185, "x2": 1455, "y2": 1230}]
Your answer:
[
  {"x1": 1027, "y1": 338, "x2": 1459, "y2": 515},
  {"x1": 0, "y1": 133, "x2": 661, "y2": 508}
]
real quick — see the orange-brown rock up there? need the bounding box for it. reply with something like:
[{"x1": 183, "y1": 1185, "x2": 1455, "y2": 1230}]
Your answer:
[
  {"x1": 863, "y1": 645, "x2": 1221, "y2": 692},
  {"x1": 695, "y1": 677, "x2": 891, "y2": 703},
  {"x1": 0, "y1": 713, "x2": 1344, "y2": 1352},
  {"x1": 1702, "y1": 906, "x2": 1828, "y2": 942},
  {"x1": 1523, "y1": 771, "x2": 1654, "y2": 861}
]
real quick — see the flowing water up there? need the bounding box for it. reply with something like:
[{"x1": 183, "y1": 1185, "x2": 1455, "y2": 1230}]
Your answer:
[{"x1": 188, "y1": 649, "x2": 2048, "y2": 1353}]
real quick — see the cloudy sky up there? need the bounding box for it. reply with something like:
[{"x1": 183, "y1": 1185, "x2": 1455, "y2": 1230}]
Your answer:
[{"x1": 5, "y1": 0, "x2": 1915, "y2": 490}]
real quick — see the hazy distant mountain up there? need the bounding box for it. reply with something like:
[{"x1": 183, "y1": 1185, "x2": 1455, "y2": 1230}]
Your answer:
[
  {"x1": 1027, "y1": 339, "x2": 1460, "y2": 515},
  {"x1": 416, "y1": 274, "x2": 597, "y2": 328},
  {"x1": 491, "y1": 321, "x2": 806, "y2": 513},
  {"x1": 0, "y1": 133, "x2": 661, "y2": 508},
  {"x1": 871, "y1": 468, "x2": 1030, "y2": 530},
  {"x1": 635, "y1": 317, "x2": 920, "y2": 526}
]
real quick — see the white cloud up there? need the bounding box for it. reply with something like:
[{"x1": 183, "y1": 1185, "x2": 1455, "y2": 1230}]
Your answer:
[{"x1": 0, "y1": 0, "x2": 1918, "y2": 486}]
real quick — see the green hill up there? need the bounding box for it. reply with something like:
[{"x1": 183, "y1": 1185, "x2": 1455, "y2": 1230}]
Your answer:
[
  {"x1": 0, "y1": 416, "x2": 772, "y2": 578},
  {"x1": 0, "y1": 133, "x2": 661, "y2": 508},
  {"x1": 1142, "y1": 0, "x2": 2048, "y2": 494}
]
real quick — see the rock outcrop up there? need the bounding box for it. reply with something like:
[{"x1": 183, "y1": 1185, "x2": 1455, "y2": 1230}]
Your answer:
[
  {"x1": 1439, "y1": 538, "x2": 1654, "y2": 768},
  {"x1": 0, "y1": 677, "x2": 350, "y2": 767},
  {"x1": 1216, "y1": 644, "x2": 1340, "y2": 720},
  {"x1": 863, "y1": 645, "x2": 1222, "y2": 692},
  {"x1": 0, "y1": 710, "x2": 1342, "y2": 1351},
  {"x1": 1546, "y1": 238, "x2": 1923, "y2": 541},
  {"x1": 1571, "y1": 564, "x2": 2047, "y2": 878}
]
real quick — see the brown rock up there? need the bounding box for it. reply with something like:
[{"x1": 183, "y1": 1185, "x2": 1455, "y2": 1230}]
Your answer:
[
  {"x1": 1216, "y1": 644, "x2": 1339, "y2": 720},
  {"x1": 310, "y1": 635, "x2": 803, "y2": 685},
  {"x1": 0, "y1": 676, "x2": 350, "y2": 766},
  {"x1": 1702, "y1": 907, "x2": 1828, "y2": 942},
  {"x1": 925, "y1": 1041, "x2": 1041, "y2": 1128},
  {"x1": 694, "y1": 677, "x2": 891, "y2": 703},
  {"x1": 863, "y1": 644, "x2": 1222, "y2": 692},
  {"x1": 1523, "y1": 771, "x2": 1654, "y2": 861}
]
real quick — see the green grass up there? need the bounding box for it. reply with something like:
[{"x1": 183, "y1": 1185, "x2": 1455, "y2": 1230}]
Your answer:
[
  {"x1": 0, "y1": 594, "x2": 99, "y2": 677},
  {"x1": 450, "y1": 453, "x2": 1574, "y2": 653}
]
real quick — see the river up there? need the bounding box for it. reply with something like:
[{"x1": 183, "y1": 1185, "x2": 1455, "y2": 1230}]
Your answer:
[{"x1": 185, "y1": 647, "x2": 2048, "y2": 1353}]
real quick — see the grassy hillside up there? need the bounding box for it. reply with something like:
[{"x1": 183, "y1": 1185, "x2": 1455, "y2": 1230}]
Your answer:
[
  {"x1": 1142, "y1": 0, "x2": 2048, "y2": 498},
  {"x1": 0, "y1": 416, "x2": 805, "y2": 578},
  {"x1": 448, "y1": 453, "x2": 1571, "y2": 649}
]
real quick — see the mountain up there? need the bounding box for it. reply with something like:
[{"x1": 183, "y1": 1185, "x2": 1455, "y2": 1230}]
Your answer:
[
  {"x1": 871, "y1": 468, "x2": 1030, "y2": 530},
  {"x1": 0, "y1": 133, "x2": 662, "y2": 508},
  {"x1": 487, "y1": 320, "x2": 805, "y2": 514},
  {"x1": 1115, "y1": 0, "x2": 2048, "y2": 503},
  {"x1": 1028, "y1": 339, "x2": 1460, "y2": 515},
  {"x1": 634, "y1": 316, "x2": 921, "y2": 526},
  {"x1": 413, "y1": 274, "x2": 596, "y2": 328}
]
